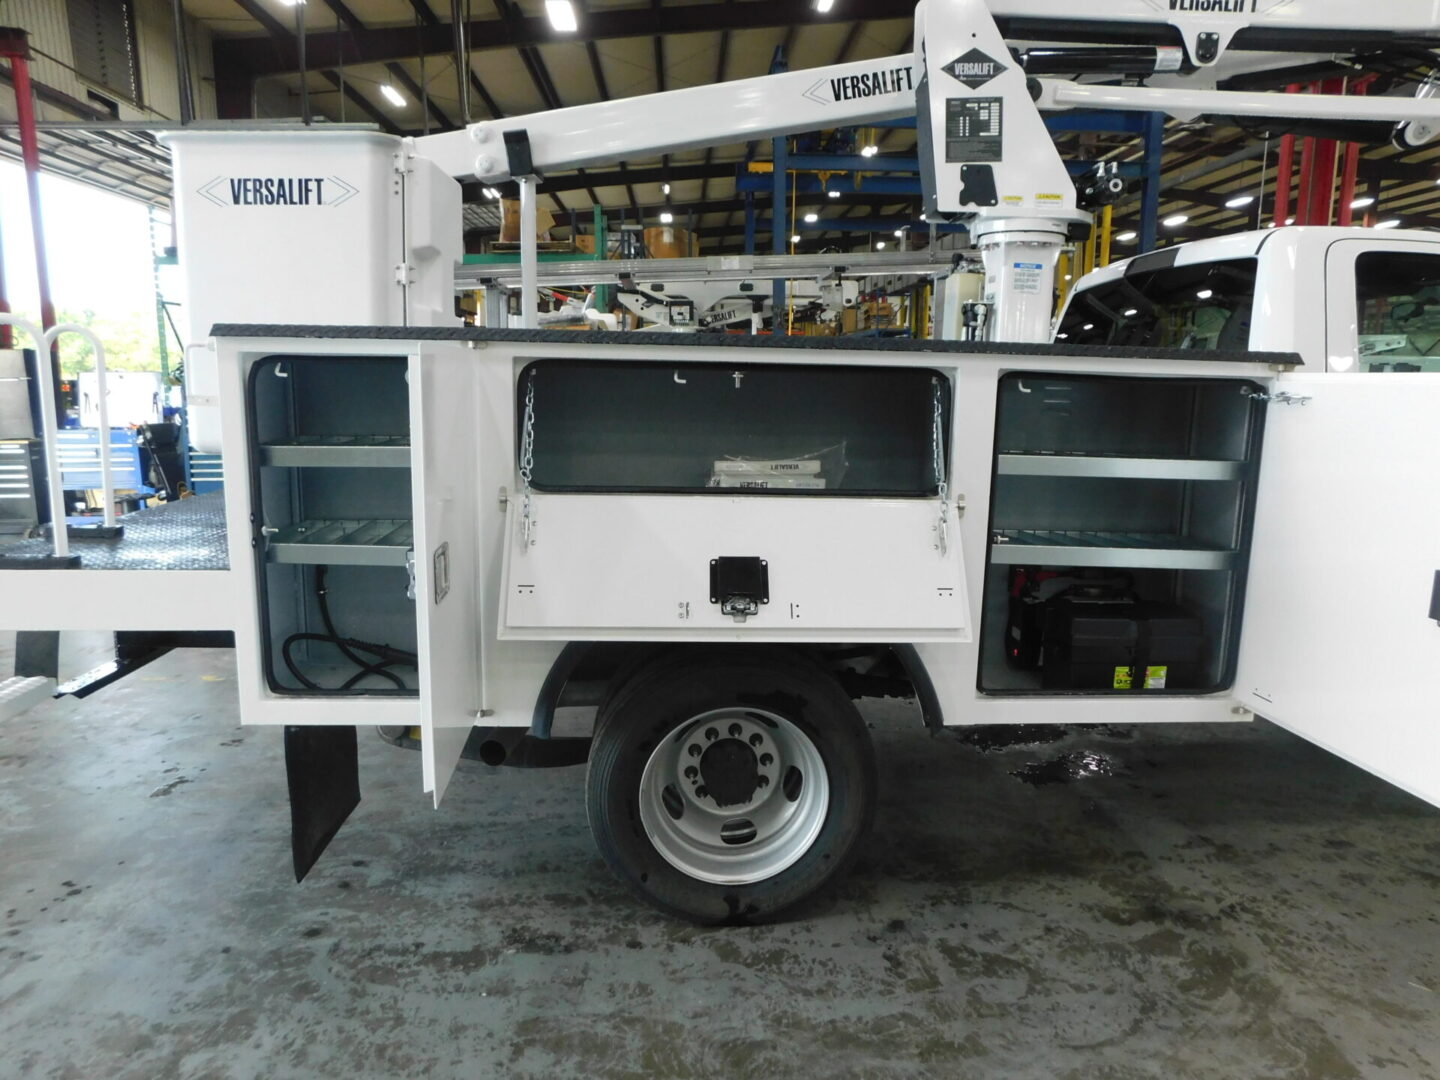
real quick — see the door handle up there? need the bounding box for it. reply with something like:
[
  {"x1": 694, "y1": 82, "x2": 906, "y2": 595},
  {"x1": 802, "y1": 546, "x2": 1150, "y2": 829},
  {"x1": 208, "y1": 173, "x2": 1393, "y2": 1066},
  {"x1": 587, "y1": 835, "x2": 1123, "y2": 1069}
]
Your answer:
[{"x1": 1430, "y1": 571, "x2": 1440, "y2": 626}]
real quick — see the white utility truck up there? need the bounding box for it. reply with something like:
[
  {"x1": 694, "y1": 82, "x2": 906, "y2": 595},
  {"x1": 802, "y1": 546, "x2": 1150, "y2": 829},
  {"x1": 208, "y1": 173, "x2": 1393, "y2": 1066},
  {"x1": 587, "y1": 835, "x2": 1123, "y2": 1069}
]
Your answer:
[{"x1": 3, "y1": 0, "x2": 1439, "y2": 924}]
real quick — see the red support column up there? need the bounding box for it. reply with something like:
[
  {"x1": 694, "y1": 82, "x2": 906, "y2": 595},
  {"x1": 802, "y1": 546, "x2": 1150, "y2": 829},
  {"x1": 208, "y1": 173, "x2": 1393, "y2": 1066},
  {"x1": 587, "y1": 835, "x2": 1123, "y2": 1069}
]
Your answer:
[
  {"x1": 1273, "y1": 85, "x2": 1300, "y2": 227},
  {"x1": 1336, "y1": 76, "x2": 1373, "y2": 228},
  {"x1": 0, "y1": 27, "x2": 59, "y2": 412}
]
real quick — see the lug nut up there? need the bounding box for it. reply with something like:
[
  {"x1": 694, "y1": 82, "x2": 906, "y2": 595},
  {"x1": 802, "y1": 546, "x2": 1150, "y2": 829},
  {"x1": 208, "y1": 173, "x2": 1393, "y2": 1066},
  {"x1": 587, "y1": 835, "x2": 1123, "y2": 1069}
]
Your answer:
[
  {"x1": 748, "y1": 734, "x2": 763, "y2": 747},
  {"x1": 728, "y1": 723, "x2": 742, "y2": 737},
  {"x1": 705, "y1": 728, "x2": 718, "y2": 741},
  {"x1": 759, "y1": 753, "x2": 773, "y2": 767},
  {"x1": 696, "y1": 786, "x2": 708, "y2": 799},
  {"x1": 684, "y1": 766, "x2": 698, "y2": 780},
  {"x1": 757, "y1": 775, "x2": 769, "y2": 788},
  {"x1": 687, "y1": 744, "x2": 702, "y2": 758}
]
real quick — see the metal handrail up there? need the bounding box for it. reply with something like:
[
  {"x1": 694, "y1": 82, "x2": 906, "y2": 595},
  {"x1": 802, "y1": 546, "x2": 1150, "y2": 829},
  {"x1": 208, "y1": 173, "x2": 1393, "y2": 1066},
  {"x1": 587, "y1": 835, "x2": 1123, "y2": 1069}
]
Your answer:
[
  {"x1": 0, "y1": 315, "x2": 117, "y2": 557},
  {"x1": 47, "y1": 325, "x2": 116, "y2": 532}
]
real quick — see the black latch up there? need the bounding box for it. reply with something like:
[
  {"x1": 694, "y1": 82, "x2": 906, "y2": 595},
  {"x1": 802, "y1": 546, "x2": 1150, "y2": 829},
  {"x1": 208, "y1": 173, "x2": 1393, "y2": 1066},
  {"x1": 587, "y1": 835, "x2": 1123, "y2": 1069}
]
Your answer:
[{"x1": 710, "y1": 557, "x2": 769, "y2": 622}]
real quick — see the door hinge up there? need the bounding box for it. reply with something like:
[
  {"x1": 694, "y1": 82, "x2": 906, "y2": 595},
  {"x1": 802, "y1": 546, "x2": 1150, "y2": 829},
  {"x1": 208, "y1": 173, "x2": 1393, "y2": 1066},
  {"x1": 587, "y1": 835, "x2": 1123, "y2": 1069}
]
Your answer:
[
  {"x1": 395, "y1": 263, "x2": 414, "y2": 286},
  {"x1": 1243, "y1": 388, "x2": 1311, "y2": 406}
]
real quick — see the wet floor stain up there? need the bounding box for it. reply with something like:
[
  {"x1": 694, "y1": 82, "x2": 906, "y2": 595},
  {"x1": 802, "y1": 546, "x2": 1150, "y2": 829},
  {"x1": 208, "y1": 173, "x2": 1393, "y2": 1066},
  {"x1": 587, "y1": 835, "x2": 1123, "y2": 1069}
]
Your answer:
[
  {"x1": 953, "y1": 725, "x2": 1069, "y2": 753},
  {"x1": 1010, "y1": 749, "x2": 1126, "y2": 787}
]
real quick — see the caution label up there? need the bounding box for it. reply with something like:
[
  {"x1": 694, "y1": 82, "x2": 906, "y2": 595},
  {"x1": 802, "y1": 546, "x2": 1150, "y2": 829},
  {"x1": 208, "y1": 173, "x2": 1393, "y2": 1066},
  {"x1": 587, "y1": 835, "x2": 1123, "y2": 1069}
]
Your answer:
[
  {"x1": 1114, "y1": 665, "x2": 1169, "y2": 690},
  {"x1": 1012, "y1": 262, "x2": 1044, "y2": 295}
]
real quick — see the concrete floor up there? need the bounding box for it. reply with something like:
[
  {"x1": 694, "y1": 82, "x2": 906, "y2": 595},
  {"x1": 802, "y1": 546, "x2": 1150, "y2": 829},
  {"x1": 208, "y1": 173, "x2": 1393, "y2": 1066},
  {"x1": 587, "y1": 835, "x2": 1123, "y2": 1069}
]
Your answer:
[{"x1": 2, "y1": 645, "x2": 1439, "y2": 1080}]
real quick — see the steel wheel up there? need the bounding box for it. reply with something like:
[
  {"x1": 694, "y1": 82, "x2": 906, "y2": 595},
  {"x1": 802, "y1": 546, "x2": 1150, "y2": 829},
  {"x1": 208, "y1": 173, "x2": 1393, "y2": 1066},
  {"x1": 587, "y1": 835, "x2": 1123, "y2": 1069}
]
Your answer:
[
  {"x1": 637, "y1": 708, "x2": 829, "y2": 885},
  {"x1": 587, "y1": 648, "x2": 876, "y2": 923}
]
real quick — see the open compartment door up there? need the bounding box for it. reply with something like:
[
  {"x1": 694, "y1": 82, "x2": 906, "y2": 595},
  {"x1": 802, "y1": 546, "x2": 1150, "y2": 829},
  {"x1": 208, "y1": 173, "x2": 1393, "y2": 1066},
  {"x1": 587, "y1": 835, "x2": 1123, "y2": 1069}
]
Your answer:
[
  {"x1": 1236, "y1": 374, "x2": 1440, "y2": 808},
  {"x1": 411, "y1": 345, "x2": 483, "y2": 805}
]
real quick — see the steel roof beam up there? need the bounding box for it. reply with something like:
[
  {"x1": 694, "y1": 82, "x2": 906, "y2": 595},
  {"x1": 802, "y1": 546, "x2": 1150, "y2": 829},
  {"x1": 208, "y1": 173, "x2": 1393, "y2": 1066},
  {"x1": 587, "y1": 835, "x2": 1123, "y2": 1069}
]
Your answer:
[{"x1": 216, "y1": 0, "x2": 908, "y2": 79}]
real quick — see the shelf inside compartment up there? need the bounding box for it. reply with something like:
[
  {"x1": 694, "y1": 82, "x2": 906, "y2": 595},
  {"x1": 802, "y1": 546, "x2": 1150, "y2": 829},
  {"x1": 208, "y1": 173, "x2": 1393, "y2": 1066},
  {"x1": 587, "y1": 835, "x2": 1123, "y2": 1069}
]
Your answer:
[
  {"x1": 266, "y1": 518, "x2": 413, "y2": 566},
  {"x1": 996, "y1": 455, "x2": 1243, "y2": 482},
  {"x1": 260, "y1": 434, "x2": 411, "y2": 469},
  {"x1": 990, "y1": 530, "x2": 1238, "y2": 571}
]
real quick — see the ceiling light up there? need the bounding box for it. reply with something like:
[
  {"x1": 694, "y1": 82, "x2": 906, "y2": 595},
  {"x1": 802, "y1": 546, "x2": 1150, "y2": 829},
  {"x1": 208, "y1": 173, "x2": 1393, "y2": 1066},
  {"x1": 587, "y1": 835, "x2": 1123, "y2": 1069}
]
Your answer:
[
  {"x1": 803, "y1": 213, "x2": 818, "y2": 224},
  {"x1": 790, "y1": 234, "x2": 801, "y2": 244},
  {"x1": 662, "y1": 183, "x2": 671, "y2": 195},
  {"x1": 1115, "y1": 231, "x2": 1137, "y2": 242},
  {"x1": 828, "y1": 190, "x2": 841, "y2": 199},
  {"x1": 1350, "y1": 196, "x2": 1375, "y2": 209},
  {"x1": 379, "y1": 84, "x2": 405, "y2": 108},
  {"x1": 1196, "y1": 289, "x2": 1214, "y2": 300},
  {"x1": 545, "y1": 0, "x2": 578, "y2": 31},
  {"x1": 1162, "y1": 214, "x2": 1188, "y2": 228},
  {"x1": 1123, "y1": 308, "x2": 1138, "y2": 317},
  {"x1": 277, "y1": 0, "x2": 304, "y2": 5},
  {"x1": 1285, "y1": 217, "x2": 1295, "y2": 225},
  {"x1": 860, "y1": 145, "x2": 879, "y2": 158},
  {"x1": 1064, "y1": 274, "x2": 1072, "y2": 281},
  {"x1": 659, "y1": 211, "x2": 674, "y2": 224},
  {"x1": 482, "y1": 187, "x2": 500, "y2": 199},
  {"x1": 1225, "y1": 195, "x2": 1254, "y2": 209},
  {"x1": 1056, "y1": 333, "x2": 1068, "y2": 340},
  {"x1": 1376, "y1": 219, "x2": 1402, "y2": 229},
  {"x1": 876, "y1": 241, "x2": 886, "y2": 250},
  {"x1": 1082, "y1": 323, "x2": 1094, "y2": 331},
  {"x1": 894, "y1": 229, "x2": 904, "y2": 237},
  {"x1": 815, "y1": 0, "x2": 835, "y2": 12}
]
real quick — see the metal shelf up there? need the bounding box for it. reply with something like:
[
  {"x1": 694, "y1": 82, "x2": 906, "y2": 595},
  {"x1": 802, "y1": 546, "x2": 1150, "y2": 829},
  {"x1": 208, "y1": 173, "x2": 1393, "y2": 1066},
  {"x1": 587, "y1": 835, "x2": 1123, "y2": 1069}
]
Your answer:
[
  {"x1": 990, "y1": 530, "x2": 1237, "y2": 571},
  {"x1": 266, "y1": 518, "x2": 413, "y2": 566},
  {"x1": 996, "y1": 454, "x2": 1243, "y2": 482},
  {"x1": 260, "y1": 434, "x2": 410, "y2": 469}
]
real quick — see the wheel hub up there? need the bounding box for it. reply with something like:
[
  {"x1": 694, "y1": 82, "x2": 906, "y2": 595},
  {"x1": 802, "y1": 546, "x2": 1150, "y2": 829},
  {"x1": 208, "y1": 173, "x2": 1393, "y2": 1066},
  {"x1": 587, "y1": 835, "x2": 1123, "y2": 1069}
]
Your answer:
[
  {"x1": 637, "y1": 708, "x2": 830, "y2": 886},
  {"x1": 698, "y1": 738, "x2": 759, "y2": 807}
]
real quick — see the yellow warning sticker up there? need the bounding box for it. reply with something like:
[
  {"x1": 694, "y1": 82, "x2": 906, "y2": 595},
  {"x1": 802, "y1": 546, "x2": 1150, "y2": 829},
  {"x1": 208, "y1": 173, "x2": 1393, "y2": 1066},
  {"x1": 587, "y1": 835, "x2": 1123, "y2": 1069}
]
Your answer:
[
  {"x1": 1036, "y1": 192, "x2": 1064, "y2": 203},
  {"x1": 1144, "y1": 666, "x2": 1168, "y2": 690},
  {"x1": 1113, "y1": 666, "x2": 1133, "y2": 690}
]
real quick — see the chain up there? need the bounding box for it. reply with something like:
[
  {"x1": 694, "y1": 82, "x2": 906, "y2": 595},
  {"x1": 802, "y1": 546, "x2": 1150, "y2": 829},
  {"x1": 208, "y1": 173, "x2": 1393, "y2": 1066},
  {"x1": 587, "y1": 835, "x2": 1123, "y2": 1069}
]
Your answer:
[
  {"x1": 932, "y1": 378, "x2": 949, "y2": 557},
  {"x1": 519, "y1": 377, "x2": 537, "y2": 551}
]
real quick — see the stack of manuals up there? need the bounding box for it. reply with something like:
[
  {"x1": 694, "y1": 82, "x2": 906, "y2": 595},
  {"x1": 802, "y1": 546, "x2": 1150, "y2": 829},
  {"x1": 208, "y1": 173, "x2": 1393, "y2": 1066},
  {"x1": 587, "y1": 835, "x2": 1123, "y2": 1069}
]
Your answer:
[{"x1": 708, "y1": 457, "x2": 827, "y2": 490}]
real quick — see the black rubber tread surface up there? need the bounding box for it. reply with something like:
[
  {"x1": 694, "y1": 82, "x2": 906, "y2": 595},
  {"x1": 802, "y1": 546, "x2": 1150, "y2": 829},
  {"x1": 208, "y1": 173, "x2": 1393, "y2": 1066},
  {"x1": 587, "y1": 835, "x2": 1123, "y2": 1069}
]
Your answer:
[
  {"x1": 210, "y1": 323, "x2": 1302, "y2": 367},
  {"x1": 585, "y1": 647, "x2": 876, "y2": 926}
]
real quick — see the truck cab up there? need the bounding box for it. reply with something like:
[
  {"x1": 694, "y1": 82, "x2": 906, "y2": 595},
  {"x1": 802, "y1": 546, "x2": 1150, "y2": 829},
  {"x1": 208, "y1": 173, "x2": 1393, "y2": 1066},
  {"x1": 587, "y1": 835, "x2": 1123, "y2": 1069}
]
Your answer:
[{"x1": 1056, "y1": 226, "x2": 1440, "y2": 373}]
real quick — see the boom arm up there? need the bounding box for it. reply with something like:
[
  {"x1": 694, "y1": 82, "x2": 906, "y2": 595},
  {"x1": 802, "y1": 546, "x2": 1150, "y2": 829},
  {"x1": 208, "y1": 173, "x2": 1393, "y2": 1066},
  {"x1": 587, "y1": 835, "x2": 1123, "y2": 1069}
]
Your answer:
[
  {"x1": 417, "y1": 57, "x2": 921, "y2": 186},
  {"x1": 410, "y1": 0, "x2": 1440, "y2": 343}
]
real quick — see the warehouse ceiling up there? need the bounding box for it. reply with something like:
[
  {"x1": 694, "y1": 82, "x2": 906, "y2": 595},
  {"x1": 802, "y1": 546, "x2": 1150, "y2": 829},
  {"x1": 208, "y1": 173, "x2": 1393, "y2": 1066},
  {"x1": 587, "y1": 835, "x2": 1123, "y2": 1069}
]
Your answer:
[{"x1": 4, "y1": 0, "x2": 1439, "y2": 254}]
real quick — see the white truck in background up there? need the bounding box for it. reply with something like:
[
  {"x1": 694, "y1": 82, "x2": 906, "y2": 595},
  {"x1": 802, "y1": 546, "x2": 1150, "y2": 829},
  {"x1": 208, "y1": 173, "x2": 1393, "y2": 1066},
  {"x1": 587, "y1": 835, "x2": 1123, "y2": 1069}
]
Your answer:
[{"x1": 1056, "y1": 227, "x2": 1440, "y2": 374}]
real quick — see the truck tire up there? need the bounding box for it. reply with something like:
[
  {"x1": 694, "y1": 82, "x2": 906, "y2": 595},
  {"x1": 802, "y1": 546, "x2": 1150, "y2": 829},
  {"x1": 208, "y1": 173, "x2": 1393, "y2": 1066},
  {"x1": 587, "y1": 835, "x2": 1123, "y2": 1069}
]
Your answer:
[{"x1": 585, "y1": 649, "x2": 876, "y2": 924}]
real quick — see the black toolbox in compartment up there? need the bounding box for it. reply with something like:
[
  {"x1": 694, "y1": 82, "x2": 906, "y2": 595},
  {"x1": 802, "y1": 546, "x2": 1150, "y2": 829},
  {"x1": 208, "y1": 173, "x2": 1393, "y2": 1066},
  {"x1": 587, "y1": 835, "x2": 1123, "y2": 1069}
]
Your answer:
[{"x1": 1040, "y1": 597, "x2": 1204, "y2": 691}]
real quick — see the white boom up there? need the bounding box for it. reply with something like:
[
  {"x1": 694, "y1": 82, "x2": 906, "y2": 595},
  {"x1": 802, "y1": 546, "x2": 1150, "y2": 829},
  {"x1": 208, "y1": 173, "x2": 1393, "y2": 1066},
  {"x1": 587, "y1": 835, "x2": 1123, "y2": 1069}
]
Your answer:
[{"x1": 414, "y1": 0, "x2": 1440, "y2": 343}]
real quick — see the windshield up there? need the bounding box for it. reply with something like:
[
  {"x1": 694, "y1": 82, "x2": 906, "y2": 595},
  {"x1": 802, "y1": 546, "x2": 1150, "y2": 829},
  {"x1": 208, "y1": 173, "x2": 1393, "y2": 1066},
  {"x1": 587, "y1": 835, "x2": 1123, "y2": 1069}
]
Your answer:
[{"x1": 1056, "y1": 257, "x2": 1257, "y2": 351}]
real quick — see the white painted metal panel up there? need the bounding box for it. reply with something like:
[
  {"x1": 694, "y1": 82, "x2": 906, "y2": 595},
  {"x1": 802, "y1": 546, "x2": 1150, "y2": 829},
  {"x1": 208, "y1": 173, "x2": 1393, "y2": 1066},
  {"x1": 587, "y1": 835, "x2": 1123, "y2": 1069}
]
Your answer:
[
  {"x1": 502, "y1": 493, "x2": 968, "y2": 641},
  {"x1": 411, "y1": 346, "x2": 484, "y2": 804},
  {"x1": 1236, "y1": 374, "x2": 1440, "y2": 809}
]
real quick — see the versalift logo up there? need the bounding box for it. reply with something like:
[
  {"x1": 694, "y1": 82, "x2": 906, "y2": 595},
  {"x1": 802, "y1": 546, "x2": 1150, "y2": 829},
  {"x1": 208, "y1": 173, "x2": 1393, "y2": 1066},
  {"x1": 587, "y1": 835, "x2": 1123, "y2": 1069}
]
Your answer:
[
  {"x1": 196, "y1": 176, "x2": 360, "y2": 208},
  {"x1": 942, "y1": 49, "x2": 1007, "y2": 90},
  {"x1": 804, "y1": 64, "x2": 915, "y2": 106},
  {"x1": 1166, "y1": 0, "x2": 1260, "y2": 10}
]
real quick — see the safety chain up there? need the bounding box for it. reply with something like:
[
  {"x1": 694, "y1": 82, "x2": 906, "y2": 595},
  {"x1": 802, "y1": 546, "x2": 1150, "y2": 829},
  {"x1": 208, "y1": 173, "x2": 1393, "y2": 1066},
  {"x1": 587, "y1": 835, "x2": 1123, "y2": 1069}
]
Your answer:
[
  {"x1": 519, "y1": 377, "x2": 537, "y2": 551},
  {"x1": 932, "y1": 378, "x2": 949, "y2": 556}
]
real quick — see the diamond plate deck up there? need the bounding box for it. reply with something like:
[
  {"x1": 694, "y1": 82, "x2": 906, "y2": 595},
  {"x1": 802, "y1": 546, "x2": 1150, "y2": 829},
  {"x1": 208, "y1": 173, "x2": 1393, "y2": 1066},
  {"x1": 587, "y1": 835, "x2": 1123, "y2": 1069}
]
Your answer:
[{"x1": 0, "y1": 493, "x2": 229, "y2": 570}]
